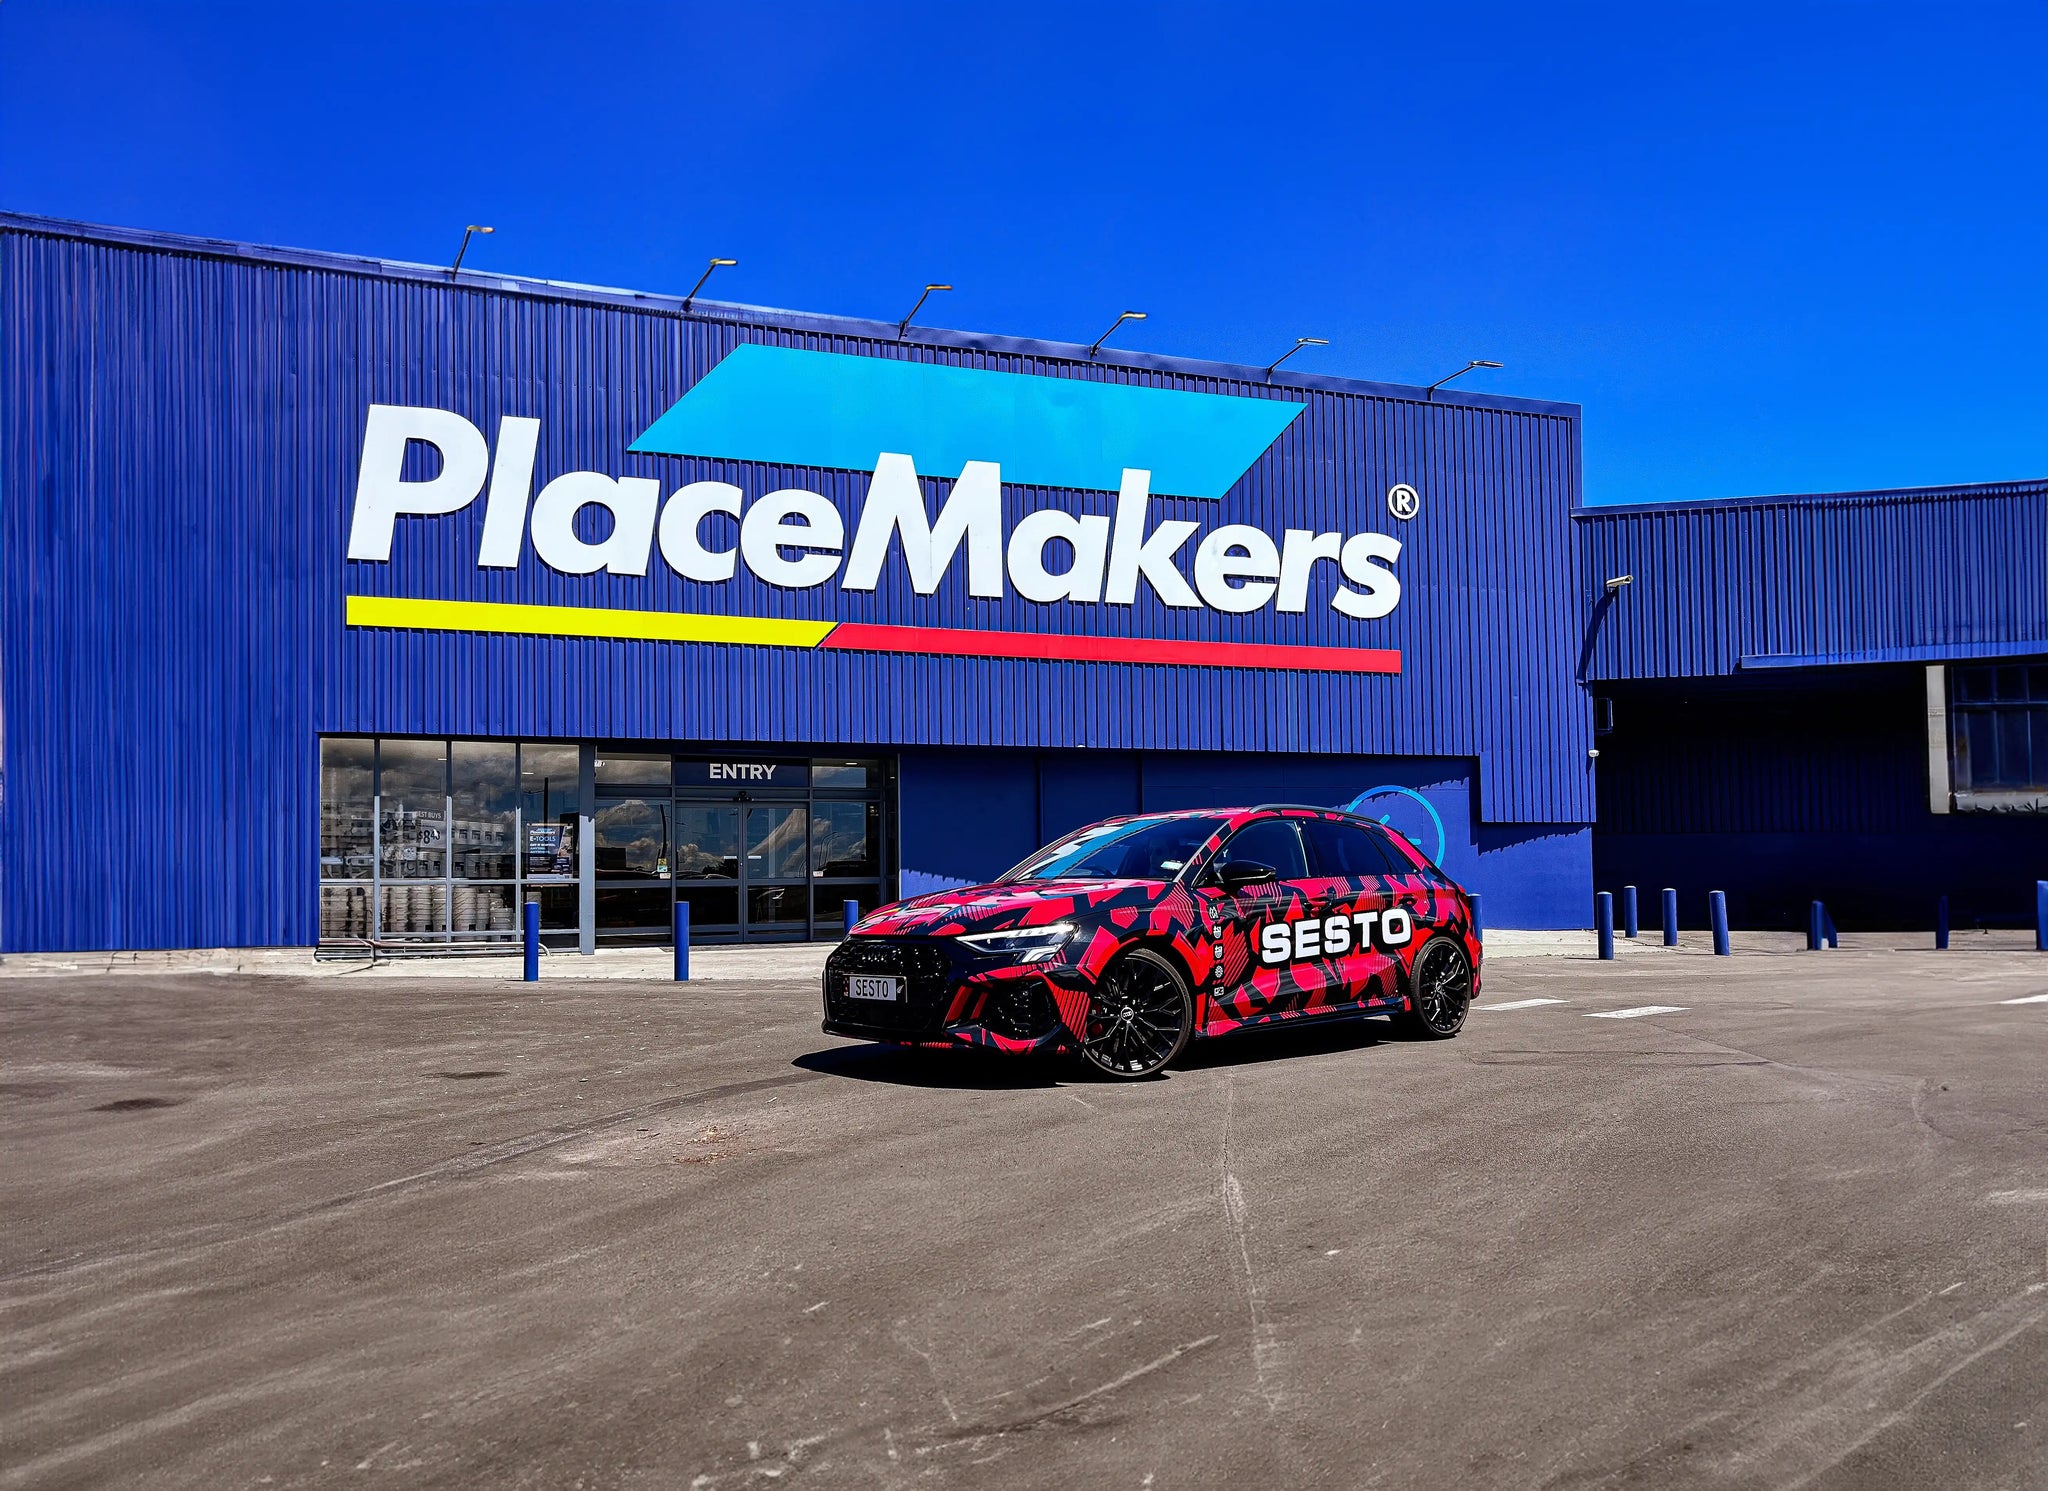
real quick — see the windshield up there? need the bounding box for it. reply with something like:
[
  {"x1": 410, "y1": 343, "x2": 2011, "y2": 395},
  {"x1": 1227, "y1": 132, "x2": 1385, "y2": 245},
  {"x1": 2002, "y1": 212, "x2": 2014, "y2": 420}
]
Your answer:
[{"x1": 1004, "y1": 816, "x2": 1228, "y2": 883}]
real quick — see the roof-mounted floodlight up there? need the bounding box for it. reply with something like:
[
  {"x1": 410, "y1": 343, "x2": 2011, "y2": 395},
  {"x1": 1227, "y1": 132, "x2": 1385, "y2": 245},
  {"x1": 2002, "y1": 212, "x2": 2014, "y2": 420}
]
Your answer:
[
  {"x1": 897, "y1": 283, "x2": 953, "y2": 339},
  {"x1": 1425, "y1": 358, "x2": 1503, "y2": 400},
  {"x1": 451, "y1": 225, "x2": 494, "y2": 275},
  {"x1": 683, "y1": 257, "x2": 738, "y2": 311},
  {"x1": 1265, "y1": 336, "x2": 1329, "y2": 382},
  {"x1": 1604, "y1": 574, "x2": 1634, "y2": 594},
  {"x1": 1088, "y1": 310, "x2": 1146, "y2": 359}
]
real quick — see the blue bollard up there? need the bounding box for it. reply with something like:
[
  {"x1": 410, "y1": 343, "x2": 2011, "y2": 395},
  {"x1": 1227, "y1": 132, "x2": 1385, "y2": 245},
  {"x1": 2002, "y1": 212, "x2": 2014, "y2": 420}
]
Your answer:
[
  {"x1": 1822, "y1": 904, "x2": 1838, "y2": 949},
  {"x1": 1596, "y1": 891, "x2": 1615, "y2": 960},
  {"x1": 1468, "y1": 892, "x2": 1484, "y2": 944},
  {"x1": 1808, "y1": 900, "x2": 1824, "y2": 951},
  {"x1": 523, "y1": 900, "x2": 540, "y2": 981},
  {"x1": 674, "y1": 900, "x2": 690, "y2": 982},
  {"x1": 1662, "y1": 887, "x2": 1679, "y2": 947},
  {"x1": 1936, "y1": 895, "x2": 1949, "y2": 950},
  {"x1": 1622, "y1": 885, "x2": 1638, "y2": 938},
  {"x1": 1709, "y1": 890, "x2": 1731, "y2": 956},
  {"x1": 843, "y1": 898, "x2": 860, "y2": 937},
  {"x1": 2037, "y1": 881, "x2": 2047, "y2": 953}
]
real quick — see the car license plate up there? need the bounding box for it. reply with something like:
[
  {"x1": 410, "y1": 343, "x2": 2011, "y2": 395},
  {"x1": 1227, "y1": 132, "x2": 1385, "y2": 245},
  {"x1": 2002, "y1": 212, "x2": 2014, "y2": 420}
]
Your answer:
[{"x1": 847, "y1": 975, "x2": 900, "y2": 1001}]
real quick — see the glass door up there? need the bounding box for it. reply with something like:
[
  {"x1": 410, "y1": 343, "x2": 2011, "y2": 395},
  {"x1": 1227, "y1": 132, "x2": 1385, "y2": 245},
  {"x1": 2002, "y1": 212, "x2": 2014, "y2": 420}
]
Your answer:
[
  {"x1": 673, "y1": 803, "x2": 742, "y2": 939},
  {"x1": 744, "y1": 805, "x2": 810, "y2": 940}
]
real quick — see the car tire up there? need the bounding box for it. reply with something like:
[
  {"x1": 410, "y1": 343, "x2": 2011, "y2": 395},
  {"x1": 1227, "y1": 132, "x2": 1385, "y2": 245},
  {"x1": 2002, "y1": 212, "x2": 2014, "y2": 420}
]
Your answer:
[
  {"x1": 1077, "y1": 947, "x2": 1195, "y2": 1079},
  {"x1": 1395, "y1": 934, "x2": 1473, "y2": 1039}
]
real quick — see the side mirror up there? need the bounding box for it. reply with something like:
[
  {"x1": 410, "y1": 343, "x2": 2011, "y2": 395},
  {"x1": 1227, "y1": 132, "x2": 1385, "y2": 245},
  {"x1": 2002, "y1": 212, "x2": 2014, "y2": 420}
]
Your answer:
[{"x1": 1215, "y1": 860, "x2": 1278, "y2": 892}]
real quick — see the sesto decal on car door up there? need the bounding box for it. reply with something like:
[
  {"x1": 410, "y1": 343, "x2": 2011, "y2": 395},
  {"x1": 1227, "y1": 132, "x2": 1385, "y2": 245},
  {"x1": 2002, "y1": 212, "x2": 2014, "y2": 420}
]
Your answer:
[{"x1": 1200, "y1": 813, "x2": 1354, "y2": 1034}]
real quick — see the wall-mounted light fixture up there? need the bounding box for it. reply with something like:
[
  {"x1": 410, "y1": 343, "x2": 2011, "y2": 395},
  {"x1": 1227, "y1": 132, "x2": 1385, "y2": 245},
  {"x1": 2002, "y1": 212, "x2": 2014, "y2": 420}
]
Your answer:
[
  {"x1": 1265, "y1": 337, "x2": 1329, "y2": 382},
  {"x1": 451, "y1": 225, "x2": 494, "y2": 275},
  {"x1": 1604, "y1": 574, "x2": 1634, "y2": 594},
  {"x1": 897, "y1": 284, "x2": 952, "y2": 339},
  {"x1": 1088, "y1": 310, "x2": 1146, "y2": 358},
  {"x1": 683, "y1": 257, "x2": 738, "y2": 311},
  {"x1": 1425, "y1": 358, "x2": 1503, "y2": 400}
]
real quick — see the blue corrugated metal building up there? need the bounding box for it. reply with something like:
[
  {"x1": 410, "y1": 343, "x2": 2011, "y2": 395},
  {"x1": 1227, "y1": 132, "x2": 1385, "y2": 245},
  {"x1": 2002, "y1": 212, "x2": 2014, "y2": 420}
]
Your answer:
[
  {"x1": 1578, "y1": 480, "x2": 2046, "y2": 928},
  {"x1": 1, "y1": 212, "x2": 2039, "y2": 952}
]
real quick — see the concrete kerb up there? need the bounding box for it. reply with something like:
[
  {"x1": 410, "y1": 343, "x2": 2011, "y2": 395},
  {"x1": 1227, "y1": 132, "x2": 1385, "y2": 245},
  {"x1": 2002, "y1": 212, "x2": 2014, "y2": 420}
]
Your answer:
[{"x1": 1, "y1": 926, "x2": 2037, "y2": 982}]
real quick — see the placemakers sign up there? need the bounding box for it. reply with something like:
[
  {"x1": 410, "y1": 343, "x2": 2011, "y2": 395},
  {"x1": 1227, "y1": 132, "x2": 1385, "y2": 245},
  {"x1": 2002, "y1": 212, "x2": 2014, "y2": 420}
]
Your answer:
[{"x1": 344, "y1": 344, "x2": 1405, "y2": 673}]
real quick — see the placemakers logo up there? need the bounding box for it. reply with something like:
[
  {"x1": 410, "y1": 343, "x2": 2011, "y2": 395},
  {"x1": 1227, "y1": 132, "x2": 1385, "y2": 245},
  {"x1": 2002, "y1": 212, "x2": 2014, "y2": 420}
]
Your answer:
[{"x1": 345, "y1": 344, "x2": 1406, "y2": 673}]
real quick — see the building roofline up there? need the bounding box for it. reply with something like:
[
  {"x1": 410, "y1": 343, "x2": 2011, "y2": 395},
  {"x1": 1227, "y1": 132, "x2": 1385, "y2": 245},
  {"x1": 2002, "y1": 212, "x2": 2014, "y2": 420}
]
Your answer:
[
  {"x1": 0, "y1": 209, "x2": 1580, "y2": 419},
  {"x1": 1574, "y1": 475, "x2": 2046, "y2": 520}
]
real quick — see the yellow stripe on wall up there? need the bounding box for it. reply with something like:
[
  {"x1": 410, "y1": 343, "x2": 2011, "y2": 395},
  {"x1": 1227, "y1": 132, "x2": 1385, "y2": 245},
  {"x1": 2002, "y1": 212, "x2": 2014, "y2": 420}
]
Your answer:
[{"x1": 346, "y1": 595, "x2": 836, "y2": 649}]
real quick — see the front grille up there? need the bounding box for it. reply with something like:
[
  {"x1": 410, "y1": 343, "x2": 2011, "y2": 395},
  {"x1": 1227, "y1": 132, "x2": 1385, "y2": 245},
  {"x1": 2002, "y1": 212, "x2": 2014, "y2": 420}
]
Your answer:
[{"x1": 823, "y1": 937, "x2": 959, "y2": 1034}]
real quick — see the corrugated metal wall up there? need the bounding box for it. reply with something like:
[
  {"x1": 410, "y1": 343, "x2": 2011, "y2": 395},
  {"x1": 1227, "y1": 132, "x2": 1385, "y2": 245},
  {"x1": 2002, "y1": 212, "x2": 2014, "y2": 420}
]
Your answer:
[
  {"x1": 1, "y1": 213, "x2": 1589, "y2": 951},
  {"x1": 1577, "y1": 480, "x2": 2048, "y2": 681}
]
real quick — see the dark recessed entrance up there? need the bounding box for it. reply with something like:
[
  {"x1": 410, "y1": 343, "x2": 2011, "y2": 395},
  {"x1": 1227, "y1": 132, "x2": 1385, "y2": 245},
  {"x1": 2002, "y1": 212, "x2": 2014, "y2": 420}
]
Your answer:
[{"x1": 594, "y1": 753, "x2": 891, "y2": 945}]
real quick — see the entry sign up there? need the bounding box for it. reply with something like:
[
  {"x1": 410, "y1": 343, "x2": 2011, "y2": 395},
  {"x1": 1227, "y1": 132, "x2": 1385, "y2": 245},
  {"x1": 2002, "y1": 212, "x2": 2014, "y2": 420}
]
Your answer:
[{"x1": 675, "y1": 758, "x2": 808, "y2": 788}]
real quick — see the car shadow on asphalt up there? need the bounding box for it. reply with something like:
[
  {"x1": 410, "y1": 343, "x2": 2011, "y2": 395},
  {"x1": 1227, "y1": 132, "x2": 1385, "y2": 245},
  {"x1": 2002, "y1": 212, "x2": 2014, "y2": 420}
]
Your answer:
[
  {"x1": 1175, "y1": 1015, "x2": 1400, "y2": 1071},
  {"x1": 797, "y1": 1016, "x2": 1406, "y2": 1088},
  {"x1": 792, "y1": 1044, "x2": 1068, "y2": 1089}
]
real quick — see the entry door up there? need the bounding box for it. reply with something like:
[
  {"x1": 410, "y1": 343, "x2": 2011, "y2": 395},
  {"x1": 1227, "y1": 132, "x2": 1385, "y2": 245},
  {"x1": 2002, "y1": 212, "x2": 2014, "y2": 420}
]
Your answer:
[
  {"x1": 672, "y1": 803, "x2": 742, "y2": 939},
  {"x1": 743, "y1": 804, "x2": 809, "y2": 940}
]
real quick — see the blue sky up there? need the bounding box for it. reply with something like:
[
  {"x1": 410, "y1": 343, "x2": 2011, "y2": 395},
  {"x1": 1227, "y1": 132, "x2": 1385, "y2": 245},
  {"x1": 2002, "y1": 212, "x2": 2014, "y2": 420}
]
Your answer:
[{"x1": 2, "y1": 2, "x2": 2041, "y2": 504}]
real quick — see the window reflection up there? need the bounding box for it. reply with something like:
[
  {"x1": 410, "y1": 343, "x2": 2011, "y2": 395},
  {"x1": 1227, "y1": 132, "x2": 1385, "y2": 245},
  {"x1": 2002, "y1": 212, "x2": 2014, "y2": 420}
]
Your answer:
[
  {"x1": 451, "y1": 741, "x2": 517, "y2": 880},
  {"x1": 810, "y1": 801, "x2": 878, "y2": 877}
]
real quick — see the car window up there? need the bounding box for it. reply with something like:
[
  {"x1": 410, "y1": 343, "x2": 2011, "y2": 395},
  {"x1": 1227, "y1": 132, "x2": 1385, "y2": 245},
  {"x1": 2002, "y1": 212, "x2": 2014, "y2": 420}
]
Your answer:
[
  {"x1": 1303, "y1": 818, "x2": 1408, "y2": 877},
  {"x1": 1211, "y1": 819, "x2": 1309, "y2": 881},
  {"x1": 1006, "y1": 815, "x2": 1229, "y2": 882}
]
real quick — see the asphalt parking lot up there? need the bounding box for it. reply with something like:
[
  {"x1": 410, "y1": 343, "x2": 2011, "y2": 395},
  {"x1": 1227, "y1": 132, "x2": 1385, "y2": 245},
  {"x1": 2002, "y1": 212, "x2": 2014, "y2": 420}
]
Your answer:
[{"x1": 4, "y1": 944, "x2": 2045, "y2": 1490}]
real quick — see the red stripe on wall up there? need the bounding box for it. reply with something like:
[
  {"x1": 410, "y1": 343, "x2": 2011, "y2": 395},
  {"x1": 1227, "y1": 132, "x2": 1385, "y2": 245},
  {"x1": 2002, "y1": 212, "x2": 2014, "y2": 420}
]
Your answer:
[{"x1": 819, "y1": 622, "x2": 1401, "y2": 674}]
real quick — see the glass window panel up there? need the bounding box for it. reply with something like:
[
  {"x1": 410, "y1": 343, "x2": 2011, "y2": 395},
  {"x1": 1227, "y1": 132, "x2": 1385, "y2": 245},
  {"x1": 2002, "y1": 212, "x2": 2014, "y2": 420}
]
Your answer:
[
  {"x1": 452, "y1": 884, "x2": 520, "y2": 936},
  {"x1": 674, "y1": 805, "x2": 741, "y2": 880},
  {"x1": 1959, "y1": 711, "x2": 1996, "y2": 789},
  {"x1": 527, "y1": 886, "x2": 580, "y2": 932},
  {"x1": 451, "y1": 741, "x2": 518, "y2": 880},
  {"x1": 675, "y1": 884, "x2": 740, "y2": 931},
  {"x1": 1953, "y1": 667, "x2": 1993, "y2": 704},
  {"x1": 1996, "y1": 707, "x2": 2031, "y2": 787},
  {"x1": 520, "y1": 745, "x2": 580, "y2": 881},
  {"x1": 595, "y1": 797, "x2": 670, "y2": 878},
  {"x1": 595, "y1": 887, "x2": 673, "y2": 931},
  {"x1": 1995, "y1": 666, "x2": 2026, "y2": 702},
  {"x1": 2029, "y1": 666, "x2": 2048, "y2": 703},
  {"x1": 812, "y1": 758, "x2": 880, "y2": 789},
  {"x1": 746, "y1": 805, "x2": 809, "y2": 881},
  {"x1": 1212, "y1": 820, "x2": 1309, "y2": 881},
  {"x1": 319, "y1": 737, "x2": 376, "y2": 880},
  {"x1": 379, "y1": 739, "x2": 448, "y2": 881},
  {"x1": 814, "y1": 884, "x2": 882, "y2": 925},
  {"x1": 1302, "y1": 818, "x2": 1405, "y2": 878},
  {"x1": 320, "y1": 884, "x2": 374, "y2": 941},
  {"x1": 380, "y1": 882, "x2": 446, "y2": 936},
  {"x1": 748, "y1": 885, "x2": 808, "y2": 931},
  {"x1": 810, "y1": 801, "x2": 879, "y2": 877},
  {"x1": 595, "y1": 753, "x2": 671, "y2": 787}
]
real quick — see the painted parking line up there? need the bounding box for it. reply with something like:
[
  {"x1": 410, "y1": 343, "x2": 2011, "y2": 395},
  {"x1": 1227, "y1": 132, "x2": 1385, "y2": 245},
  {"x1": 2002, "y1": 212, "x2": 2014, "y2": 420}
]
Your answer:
[
  {"x1": 1473, "y1": 998, "x2": 1568, "y2": 1012},
  {"x1": 1585, "y1": 1005, "x2": 1688, "y2": 1019},
  {"x1": 1997, "y1": 994, "x2": 2048, "y2": 1005}
]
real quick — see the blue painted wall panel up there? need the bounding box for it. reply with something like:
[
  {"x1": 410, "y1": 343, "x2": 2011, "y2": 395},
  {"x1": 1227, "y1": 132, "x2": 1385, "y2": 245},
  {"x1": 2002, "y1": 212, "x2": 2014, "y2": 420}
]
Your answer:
[
  {"x1": 898, "y1": 748, "x2": 1593, "y2": 929},
  {"x1": 2, "y1": 214, "x2": 1590, "y2": 952}
]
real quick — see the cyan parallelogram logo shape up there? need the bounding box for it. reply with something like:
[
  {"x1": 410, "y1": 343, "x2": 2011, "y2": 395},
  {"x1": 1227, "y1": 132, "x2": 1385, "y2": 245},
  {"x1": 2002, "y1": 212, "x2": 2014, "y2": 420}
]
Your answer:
[{"x1": 629, "y1": 344, "x2": 1305, "y2": 498}]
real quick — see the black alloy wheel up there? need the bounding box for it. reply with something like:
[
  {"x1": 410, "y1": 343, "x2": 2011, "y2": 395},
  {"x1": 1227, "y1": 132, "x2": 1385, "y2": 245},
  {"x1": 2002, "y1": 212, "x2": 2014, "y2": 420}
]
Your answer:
[
  {"x1": 1398, "y1": 935, "x2": 1473, "y2": 1039},
  {"x1": 1078, "y1": 948, "x2": 1194, "y2": 1079}
]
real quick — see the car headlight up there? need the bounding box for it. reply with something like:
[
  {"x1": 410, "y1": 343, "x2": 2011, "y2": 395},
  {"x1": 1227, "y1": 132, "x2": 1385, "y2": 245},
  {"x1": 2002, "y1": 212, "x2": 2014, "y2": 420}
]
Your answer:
[{"x1": 954, "y1": 922, "x2": 1077, "y2": 962}]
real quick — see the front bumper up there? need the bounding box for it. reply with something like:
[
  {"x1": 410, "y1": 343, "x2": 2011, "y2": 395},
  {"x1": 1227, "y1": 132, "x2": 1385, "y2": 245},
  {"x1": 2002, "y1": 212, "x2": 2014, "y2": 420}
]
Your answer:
[{"x1": 822, "y1": 935, "x2": 1081, "y2": 1054}]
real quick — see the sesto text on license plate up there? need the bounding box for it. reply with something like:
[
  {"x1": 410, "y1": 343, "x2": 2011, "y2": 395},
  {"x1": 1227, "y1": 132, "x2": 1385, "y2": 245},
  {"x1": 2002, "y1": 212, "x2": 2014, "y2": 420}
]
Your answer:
[{"x1": 847, "y1": 975, "x2": 900, "y2": 1001}]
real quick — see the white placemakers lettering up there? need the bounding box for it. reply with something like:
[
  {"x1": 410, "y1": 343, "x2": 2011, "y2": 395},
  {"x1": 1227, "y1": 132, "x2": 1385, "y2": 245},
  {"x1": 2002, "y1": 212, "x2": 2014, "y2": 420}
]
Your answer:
[{"x1": 344, "y1": 405, "x2": 1403, "y2": 620}]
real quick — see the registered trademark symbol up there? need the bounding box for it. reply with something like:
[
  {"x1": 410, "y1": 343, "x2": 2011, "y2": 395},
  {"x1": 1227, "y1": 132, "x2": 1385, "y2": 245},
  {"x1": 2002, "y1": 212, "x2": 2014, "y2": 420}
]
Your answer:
[{"x1": 1387, "y1": 483, "x2": 1420, "y2": 520}]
